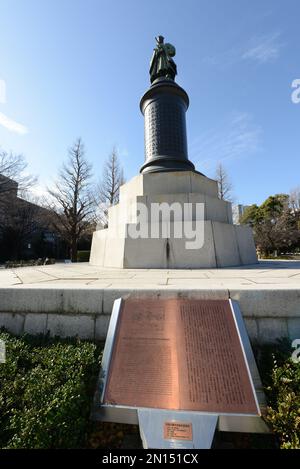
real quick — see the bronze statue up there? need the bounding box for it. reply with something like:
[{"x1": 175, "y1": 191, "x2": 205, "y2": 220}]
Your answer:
[{"x1": 149, "y1": 36, "x2": 177, "y2": 83}]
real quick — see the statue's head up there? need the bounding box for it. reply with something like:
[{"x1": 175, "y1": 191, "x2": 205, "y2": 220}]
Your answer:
[{"x1": 155, "y1": 35, "x2": 164, "y2": 45}]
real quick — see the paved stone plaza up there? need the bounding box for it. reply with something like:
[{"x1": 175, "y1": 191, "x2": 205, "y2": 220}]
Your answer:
[
  {"x1": 0, "y1": 260, "x2": 300, "y2": 344},
  {"x1": 1, "y1": 259, "x2": 300, "y2": 288}
]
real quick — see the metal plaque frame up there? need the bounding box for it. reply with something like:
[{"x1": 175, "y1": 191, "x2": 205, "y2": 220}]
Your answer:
[{"x1": 91, "y1": 298, "x2": 269, "y2": 447}]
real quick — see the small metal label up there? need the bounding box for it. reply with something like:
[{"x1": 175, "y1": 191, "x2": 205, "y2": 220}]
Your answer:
[{"x1": 164, "y1": 421, "x2": 193, "y2": 441}]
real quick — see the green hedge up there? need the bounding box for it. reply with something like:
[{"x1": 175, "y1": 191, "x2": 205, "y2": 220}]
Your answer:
[
  {"x1": 0, "y1": 331, "x2": 102, "y2": 449},
  {"x1": 0, "y1": 330, "x2": 299, "y2": 449},
  {"x1": 255, "y1": 338, "x2": 300, "y2": 449},
  {"x1": 77, "y1": 251, "x2": 90, "y2": 262}
]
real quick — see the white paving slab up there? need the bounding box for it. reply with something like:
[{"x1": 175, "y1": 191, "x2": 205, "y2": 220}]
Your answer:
[
  {"x1": 0, "y1": 260, "x2": 299, "y2": 344},
  {"x1": 0, "y1": 260, "x2": 299, "y2": 289}
]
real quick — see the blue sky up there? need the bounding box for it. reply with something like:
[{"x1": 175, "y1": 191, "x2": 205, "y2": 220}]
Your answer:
[{"x1": 0, "y1": 0, "x2": 299, "y2": 205}]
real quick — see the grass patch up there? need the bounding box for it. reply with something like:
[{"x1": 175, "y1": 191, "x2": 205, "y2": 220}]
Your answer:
[{"x1": 0, "y1": 330, "x2": 102, "y2": 448}]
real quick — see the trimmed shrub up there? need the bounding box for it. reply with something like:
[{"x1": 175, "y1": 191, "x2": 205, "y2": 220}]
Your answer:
[
  {"x1": 255, "y1": 338, "x2": 300, "y2": 449},
  {"x1": 0, "y1": 330, "x2": 102, "y2": 449},
  {"x1": 1, "y1": 330, "x2": 299, "y2": 449}
]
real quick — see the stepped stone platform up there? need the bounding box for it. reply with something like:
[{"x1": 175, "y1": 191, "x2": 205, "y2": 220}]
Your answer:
[
  {"x1": 90, "y1": 171, "x2": 258, "y2": 268},
  {"x1": 0, "y1": 260, "x2": 300, "y2": 344}
]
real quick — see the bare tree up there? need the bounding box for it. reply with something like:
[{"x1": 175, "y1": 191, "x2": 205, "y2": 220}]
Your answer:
[
  {"x1": 215, "y1": 163, "x2": 233, "y2": 201},
  {"x1": 48, "y1": 138, "x2": 95, "y2": 262},
  {"x1": 96, "y1": 148, "x2": 125, "y2": 227},
  {"x1": 0, "y1": 150, "x2": 37, "y2": 196}
]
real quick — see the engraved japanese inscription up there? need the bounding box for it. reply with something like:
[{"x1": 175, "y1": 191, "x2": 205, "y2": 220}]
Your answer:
[
  {"x1": 103, "y1": 299, "x2": 259, "y2": 415},
  {"x1": 144, "y1": 99, "x2": 187, "y2": 160}
]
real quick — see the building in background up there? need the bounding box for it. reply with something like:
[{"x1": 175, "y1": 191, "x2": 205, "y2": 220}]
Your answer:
[
  {"x1": 232, "y1": 204, "x2": 251, "y2": 225},
  {"x1": 0, "y1": 175, "x2": 65, "y2": 262}
]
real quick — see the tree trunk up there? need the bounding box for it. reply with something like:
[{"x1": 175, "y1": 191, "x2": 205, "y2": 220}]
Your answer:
[{"x1": 70, "y1": 238, "x2": 77, "y2": 262}]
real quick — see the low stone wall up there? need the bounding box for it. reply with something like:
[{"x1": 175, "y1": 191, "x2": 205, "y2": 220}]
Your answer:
[{"x1": 0, "y1": 287, "x2": 299, "y2": 343}]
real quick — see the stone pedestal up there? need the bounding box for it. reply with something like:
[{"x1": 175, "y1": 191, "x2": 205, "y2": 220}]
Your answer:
[{"x1": 90, "y1": 171, "x2": 258, "y2": 269}]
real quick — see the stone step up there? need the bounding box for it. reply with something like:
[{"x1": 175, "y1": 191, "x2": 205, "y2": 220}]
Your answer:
[
  {"x1": 119, "y1": 171, "x2": 218, "y2": 201},
  {"x1": 108, "y1": 192, "x2": 232, "y2": 225},
  {"x1": 90, "y1": 221, "x2": 257, "y2": 269}
]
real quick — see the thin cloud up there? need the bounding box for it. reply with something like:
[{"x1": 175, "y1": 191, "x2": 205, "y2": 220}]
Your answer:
[
  {"x1": 0, "y1": 112, "x2": 28, "y2": 135},
  {"x1": 242, "y1": 32, "x2": 283, "y2": 63},
  {"x1": 0, "y1": 79, "x2": 6, "y2": 104},
  {"x1": 202, "y1": 32, "x2": 283, "y2": 67},
  {"x1": 0, "y1": 79, "x2": 28, "y2": 134},
  {"x1": 190, "y1": 112, "x2": 262, "y2": 173},
  {"x1": 116, "y1": 145, "x2": 129, "y2": 158},
  {"x1": 201, "y1": 46, "x2": 239, "y2": 69}
]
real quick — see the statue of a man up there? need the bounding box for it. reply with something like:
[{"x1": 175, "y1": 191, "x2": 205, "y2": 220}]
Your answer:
[{"x1": 149, "y1": 36, "x2": 177, "y2": 83}]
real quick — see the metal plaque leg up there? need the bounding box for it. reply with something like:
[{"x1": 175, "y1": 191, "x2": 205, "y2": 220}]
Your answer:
[{"x1": 138, "y1": 409, "x2": 218, "y2": 449}]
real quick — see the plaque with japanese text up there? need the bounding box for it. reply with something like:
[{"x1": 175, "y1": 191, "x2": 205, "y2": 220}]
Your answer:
[{"x1": 103, "y1": 299, "x2": 259, "y2": 415}]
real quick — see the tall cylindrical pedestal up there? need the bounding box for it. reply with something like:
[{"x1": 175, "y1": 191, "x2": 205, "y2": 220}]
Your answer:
[{"x1": 140, "y1": 78, "x2": 195, "y2": 174}]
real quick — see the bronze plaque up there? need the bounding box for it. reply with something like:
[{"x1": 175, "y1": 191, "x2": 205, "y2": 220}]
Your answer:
[
  {"x1": 103, "y1": 299, "x2": 259, "y2": 415},
  {"x1": 164, "y1": 422, "x2": 193, "y2": 441}
]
